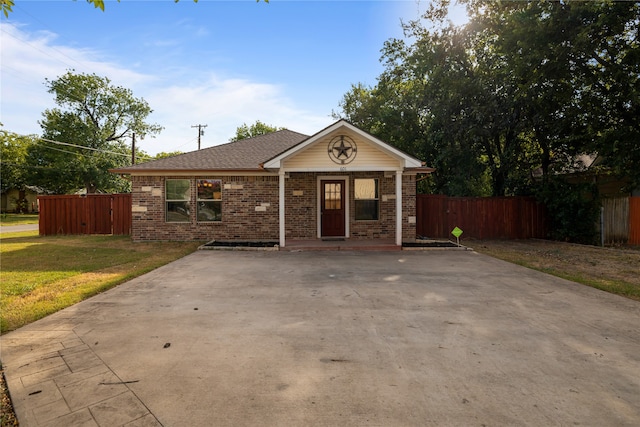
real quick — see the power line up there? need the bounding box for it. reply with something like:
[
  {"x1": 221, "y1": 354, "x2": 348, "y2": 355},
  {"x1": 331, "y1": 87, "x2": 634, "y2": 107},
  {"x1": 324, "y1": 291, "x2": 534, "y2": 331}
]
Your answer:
[
  {"x1": 39, "y1": 137, "x2": 131, "y2": 158},
  {"x1": 5, "y1": 131, "x2": 153, "y2": 160},
  {"x1": 2, "y1": 24, "x2": 166, "y2": 159},
  {"x1": 1, "y1": 13, "x2": 95, "y2": 73}
]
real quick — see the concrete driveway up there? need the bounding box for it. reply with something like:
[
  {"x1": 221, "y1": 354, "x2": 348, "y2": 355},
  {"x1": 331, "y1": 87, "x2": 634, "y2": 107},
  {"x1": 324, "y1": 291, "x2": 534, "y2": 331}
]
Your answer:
[{"x1": 2, "y1": 250, "x2": 639, "y2": 426}]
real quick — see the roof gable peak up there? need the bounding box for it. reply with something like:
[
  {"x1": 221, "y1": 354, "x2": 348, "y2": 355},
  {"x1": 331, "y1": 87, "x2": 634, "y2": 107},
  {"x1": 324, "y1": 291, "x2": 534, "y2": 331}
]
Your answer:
[{"x1": 263, "y1": 120, "x2": 423, "y2": 170}]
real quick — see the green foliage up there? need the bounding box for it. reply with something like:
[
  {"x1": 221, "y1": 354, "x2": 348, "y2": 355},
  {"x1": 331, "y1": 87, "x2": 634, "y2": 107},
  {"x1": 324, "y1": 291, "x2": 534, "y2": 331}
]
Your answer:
[
  {"x1": 0, "y1": 129, "x2": 34, "y2": 193},
  {"x1": 153, "y1": 151, "x2": 184, "y2": 160},
  {"x1": 337, "y1": 0, "x2": 640, "y2": 197},
  {"x1": 536, "y1": 178, "x2": 600, "y2": 245},
  {"x1": 0, "y1": 232, "x2": 201, "y2": 333},
  {"x1": 1, "y1": 0, "x2": 13, "y2": 17},
  {"x1": 229, "y1": 120, "x2": 285, "y2": 142},
  {"x1": 27, "y1": 71, "x2": 162, "y2": 194}
]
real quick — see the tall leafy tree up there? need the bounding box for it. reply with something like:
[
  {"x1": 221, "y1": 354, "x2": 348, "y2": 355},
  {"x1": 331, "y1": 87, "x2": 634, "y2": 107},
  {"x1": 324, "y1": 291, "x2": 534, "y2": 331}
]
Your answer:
[
  {"x1": 571, "y1": 1, "x2": 640, "y2": 190},
  {"x1": 153, "y1": 151, "x2": 184, "y2": 160},
  {"x1": 337, "y1": 0, "x2": 640, "y2": 196},
  {"x1": 27, "y1": 71, "x2": 162, "y2": 193},
  {"x1": 0, "y1": 129, "x2": 33, "y2": 194},
  {"x1": 229, "y1": 120, "x2": 285, "y2": 142},
  {"x1": 0, "y1": 129, "x2": 42, "y2": 212}
]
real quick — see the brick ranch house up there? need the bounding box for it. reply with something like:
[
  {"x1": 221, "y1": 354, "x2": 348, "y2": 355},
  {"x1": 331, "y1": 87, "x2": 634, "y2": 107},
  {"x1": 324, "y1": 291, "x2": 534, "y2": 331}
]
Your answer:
[{"x1": 112, "y1": 120, "x2": 433, "y2": 247}]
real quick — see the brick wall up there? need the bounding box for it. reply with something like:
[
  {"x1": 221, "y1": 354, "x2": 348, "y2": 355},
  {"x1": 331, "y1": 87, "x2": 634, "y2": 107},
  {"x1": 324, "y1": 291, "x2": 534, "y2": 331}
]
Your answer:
[
  {"x1": 131, "y1": 172, "x2": 418, "y2": 242},
  {"x1": 284, "y1": 172, "x2": 417, "y2": 241},
  {"x1": 285, "y1": 173, "x2": 317, "y2": 239},
  {"x1": 402, "y1": 173, "x2": 417, "y2": 242},
  {"x1": 131, "y1": 175, "x2": 279, "y2": 241},
  {"x1": 349, "y1": 171, "x2": 396, "y2": 239}
]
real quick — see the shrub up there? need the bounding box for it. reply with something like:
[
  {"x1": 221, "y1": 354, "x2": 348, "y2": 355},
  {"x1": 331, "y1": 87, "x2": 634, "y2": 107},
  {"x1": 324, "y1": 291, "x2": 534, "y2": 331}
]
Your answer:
[{"x1": 536, "y1": 178, "x2": 600, "y2": 245}]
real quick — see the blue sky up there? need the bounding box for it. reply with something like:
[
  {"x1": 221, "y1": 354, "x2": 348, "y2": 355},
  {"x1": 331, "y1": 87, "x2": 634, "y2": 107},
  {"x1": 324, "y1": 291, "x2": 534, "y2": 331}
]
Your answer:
[{"x1": 1, "y1": 0, "x2": 467, "y2": 155}]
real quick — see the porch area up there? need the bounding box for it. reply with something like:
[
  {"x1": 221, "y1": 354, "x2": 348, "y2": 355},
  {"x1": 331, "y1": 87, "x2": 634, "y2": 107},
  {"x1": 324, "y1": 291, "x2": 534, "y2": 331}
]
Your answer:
[{"x1": 281, "y1": 238, "x2": 400, "y2": 251}]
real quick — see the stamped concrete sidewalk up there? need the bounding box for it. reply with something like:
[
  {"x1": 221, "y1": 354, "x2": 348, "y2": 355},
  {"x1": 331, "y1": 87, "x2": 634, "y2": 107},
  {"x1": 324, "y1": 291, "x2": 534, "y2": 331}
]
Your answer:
[{"x1": 2, "y1": 250, "x2": 639, "y2": 426}]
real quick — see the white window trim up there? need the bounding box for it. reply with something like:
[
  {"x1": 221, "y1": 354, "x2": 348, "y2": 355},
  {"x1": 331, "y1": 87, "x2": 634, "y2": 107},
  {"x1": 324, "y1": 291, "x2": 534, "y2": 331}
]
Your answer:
[{"x1": 165, "y1": 178, "x2": 191, "y2": 223}]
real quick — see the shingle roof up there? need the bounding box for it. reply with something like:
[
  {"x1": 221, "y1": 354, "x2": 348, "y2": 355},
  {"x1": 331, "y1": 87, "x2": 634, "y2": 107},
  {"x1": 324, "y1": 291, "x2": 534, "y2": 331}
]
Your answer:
[{"x1": 114, "y1": 129, "x2": 309, "y2": 173}]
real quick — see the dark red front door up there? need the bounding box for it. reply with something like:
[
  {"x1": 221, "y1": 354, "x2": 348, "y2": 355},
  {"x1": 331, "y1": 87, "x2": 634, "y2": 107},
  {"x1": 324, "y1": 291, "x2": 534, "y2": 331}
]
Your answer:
[{"x1": 321, "y1": 180, "x2": 345, "y2": 237}]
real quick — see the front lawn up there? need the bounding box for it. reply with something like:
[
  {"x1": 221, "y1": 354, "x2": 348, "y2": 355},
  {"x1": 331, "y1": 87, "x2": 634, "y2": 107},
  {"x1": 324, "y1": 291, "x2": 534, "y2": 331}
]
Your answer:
[
  {"x1": 0, "y1": 214, "x2": 39, "y2": 226},
  {"x1": 473, "y1": 239, "x2": 640, "y2": 301},
  {"x1": 0, "y1": 231, "x2": 201, "y2": 333}
]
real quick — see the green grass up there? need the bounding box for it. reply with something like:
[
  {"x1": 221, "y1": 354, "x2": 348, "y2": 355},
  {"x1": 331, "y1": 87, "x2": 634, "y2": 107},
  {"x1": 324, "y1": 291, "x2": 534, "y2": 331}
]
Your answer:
[
  {"x1": 474, "y1": 241, "x2": 640, "y2": 301},
  {"x1": 0, "y1": 231, "x2": 202, "y2": 333},
  {"x1": 0, "y1": 213, "x2": 39, "y2": 226},
  {"x1": 538, "y1": 268, "x2": 640, "y2": 301}
]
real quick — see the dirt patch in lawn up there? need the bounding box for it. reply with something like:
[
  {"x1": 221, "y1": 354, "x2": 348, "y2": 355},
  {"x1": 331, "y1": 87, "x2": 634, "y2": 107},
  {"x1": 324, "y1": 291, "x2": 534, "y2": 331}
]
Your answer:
[{"x1": 472, "y1": 239, "x2": 640, "y2": 300}]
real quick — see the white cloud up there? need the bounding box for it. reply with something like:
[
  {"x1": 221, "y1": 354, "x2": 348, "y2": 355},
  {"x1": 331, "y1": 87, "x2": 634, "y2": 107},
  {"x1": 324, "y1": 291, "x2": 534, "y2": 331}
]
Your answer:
[
  {"x1": 141, "y1": 75, "x2": 332, "y2": 154},
  {"x1": 1, "y1": 23, "x2": 153, "y2": 134},
  {"x1": 1, "y1": 22, "x2": 332, "y2": 156}
]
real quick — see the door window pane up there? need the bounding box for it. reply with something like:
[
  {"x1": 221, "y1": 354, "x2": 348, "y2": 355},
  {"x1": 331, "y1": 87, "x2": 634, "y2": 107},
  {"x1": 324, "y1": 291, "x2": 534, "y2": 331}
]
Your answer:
[{"x1": 324, "y1": 183, "x2": 341, "y2": 210}]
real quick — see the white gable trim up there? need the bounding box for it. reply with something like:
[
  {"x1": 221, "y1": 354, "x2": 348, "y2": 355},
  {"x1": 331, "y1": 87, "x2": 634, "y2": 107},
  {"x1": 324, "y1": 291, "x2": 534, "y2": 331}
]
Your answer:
[{"x1": 263, "y1": 120, "x2": 423, "y2": 170}]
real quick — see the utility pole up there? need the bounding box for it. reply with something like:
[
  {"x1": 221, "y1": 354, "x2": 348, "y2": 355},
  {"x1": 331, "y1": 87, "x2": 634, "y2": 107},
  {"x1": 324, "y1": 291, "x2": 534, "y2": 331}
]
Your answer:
[
  {"x1": 131, "y1": 133, "x2": 136, "y2": 165},
  {"x1": 191, "y1": 124, "x2": 208, "y2": 150}
]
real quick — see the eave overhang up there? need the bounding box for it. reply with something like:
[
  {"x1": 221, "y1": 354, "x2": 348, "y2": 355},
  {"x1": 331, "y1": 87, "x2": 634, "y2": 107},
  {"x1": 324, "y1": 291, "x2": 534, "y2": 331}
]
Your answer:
[{"x1": 109, "y1": 168, "x2": 274, "y2": 177}]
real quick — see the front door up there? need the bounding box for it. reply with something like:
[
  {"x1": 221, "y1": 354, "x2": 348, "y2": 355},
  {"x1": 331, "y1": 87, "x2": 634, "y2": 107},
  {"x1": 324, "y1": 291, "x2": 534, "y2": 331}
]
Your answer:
[{"x1": 321, "y1": 180, "x2": 345, "y2": 237}]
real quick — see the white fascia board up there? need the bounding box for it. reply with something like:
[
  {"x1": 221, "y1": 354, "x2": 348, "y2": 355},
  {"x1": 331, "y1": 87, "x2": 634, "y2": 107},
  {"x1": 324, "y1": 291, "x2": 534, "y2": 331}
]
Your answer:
[
  {"x1": 282, "y1": 166, "x2": 404, "y2": 173},
  {"x1": 263, "y1": 134, "x2": 318, "y2": 169},
  {"x1": 128, "y1": 171, "x2": 277, "y2": 177},
  {"x1": 338, "y1": 122, "x2": 423, "y2": 168}
]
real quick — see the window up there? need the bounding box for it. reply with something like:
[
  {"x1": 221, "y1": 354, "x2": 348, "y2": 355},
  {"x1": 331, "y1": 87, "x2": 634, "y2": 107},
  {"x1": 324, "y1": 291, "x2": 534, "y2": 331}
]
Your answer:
[
  {"x1": 197, "y1": 179, "x2": 222, "y2": 222},
  {"x1": 324, "y1": 182, "x2": 342, "y2": 210},
  {"x1": 166, "y1": 179, "x2": 190, "y2": 222},
  {"x1": 355, "y1": 178, "x2": 379, "y2": 220}
]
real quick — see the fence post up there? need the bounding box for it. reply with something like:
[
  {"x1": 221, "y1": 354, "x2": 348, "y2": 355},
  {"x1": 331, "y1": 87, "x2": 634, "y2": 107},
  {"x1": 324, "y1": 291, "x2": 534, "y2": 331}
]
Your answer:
[{"x1": 600, "y1": 206, "x2": 605, "y2": 247}]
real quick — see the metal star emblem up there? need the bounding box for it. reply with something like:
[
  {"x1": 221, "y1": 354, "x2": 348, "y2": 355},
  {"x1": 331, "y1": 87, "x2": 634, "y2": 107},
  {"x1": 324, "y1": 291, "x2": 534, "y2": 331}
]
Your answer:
[
  {"x1": 328, "y1": 135, "x2": 357, "y2": 165},
  {"x1": 332, "y1": 138, "x2": 352, "y2": 159}
]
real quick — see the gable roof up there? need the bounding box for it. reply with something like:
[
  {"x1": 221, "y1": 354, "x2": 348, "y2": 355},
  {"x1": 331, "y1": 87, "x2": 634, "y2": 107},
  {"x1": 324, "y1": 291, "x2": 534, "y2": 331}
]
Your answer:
[
  {"x1": 112, "y1": 120, "x2": 433, "y2": 175},
  {"x1": 263, "y1": 120, "x2": 426, "y2": 170},
  {"x1": 113, "y1": 129, "x2": 309, "y2": 174}
]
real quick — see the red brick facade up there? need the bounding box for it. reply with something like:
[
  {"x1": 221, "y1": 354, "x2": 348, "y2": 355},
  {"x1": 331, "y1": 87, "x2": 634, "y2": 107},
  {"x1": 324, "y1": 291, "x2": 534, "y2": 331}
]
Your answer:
[
  {"x1": 131, "y1": 175, "x2": 280, "y2": 242},
  {"x1": 131, "y1": 173, "x2": 417, "y2": 243}
]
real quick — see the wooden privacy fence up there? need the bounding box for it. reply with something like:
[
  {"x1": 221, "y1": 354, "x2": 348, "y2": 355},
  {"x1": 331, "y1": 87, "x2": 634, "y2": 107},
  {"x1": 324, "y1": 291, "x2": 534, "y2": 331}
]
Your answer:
[
  {"x1": 602, "y1": 196, "x2": 640, "y2": 245},
  {"x1": 630, "y1": 197, "x2": 640, "y2": 245},
  {"x1": 38, "y1": 194, "x2": 132, "y2": 236},
  {"x1": 416, "y1": 195, "x2": 548, "y2": 240}
]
